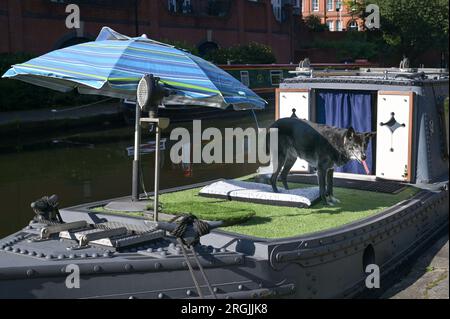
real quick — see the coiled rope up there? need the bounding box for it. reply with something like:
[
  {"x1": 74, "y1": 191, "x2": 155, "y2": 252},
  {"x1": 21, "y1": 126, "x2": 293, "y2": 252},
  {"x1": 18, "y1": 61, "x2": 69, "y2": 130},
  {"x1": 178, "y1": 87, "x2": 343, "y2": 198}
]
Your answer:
[{"x1": 170, "y1": 214, "x2": 210, "y2": 245}]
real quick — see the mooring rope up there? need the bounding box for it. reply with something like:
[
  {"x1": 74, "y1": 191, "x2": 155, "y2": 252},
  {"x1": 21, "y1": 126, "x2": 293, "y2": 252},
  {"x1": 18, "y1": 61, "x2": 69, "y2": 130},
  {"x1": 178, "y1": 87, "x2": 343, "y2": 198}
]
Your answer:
[
  {"x1": 177, "y1": 237, "x2": 204, "y2": 299},
  {"x1": 189, "y1": 245, "x2": 217, "y2": 299},
  {"x1": 171, "y1": 215, "x2": 216, "y2": 299},
  {"x1": 251, "y1": 109, "x2": 260, "y2": 130}
]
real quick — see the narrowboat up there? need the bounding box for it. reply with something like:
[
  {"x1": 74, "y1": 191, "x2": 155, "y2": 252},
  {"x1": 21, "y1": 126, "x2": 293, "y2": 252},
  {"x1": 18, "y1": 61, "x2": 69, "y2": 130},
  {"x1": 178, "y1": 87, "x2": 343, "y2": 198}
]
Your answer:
[{"x1": 0, "y1": 63, "x2": 447, "y2": 299}]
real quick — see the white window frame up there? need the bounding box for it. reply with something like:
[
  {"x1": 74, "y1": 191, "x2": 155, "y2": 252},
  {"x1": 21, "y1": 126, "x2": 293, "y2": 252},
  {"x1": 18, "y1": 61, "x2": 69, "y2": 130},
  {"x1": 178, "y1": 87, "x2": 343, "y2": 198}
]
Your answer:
[
  {"x1": 336, "y1": 20, "x2": 342, "y2": 31},
  {"x1": 326, "y1": 20, "x2": 334, "y2": 31},
  {"x1": 168, "y1": 0, "x2": 177, "y2": 12},
  {"x1": 168, "y1": 0, "x2": 191, "y2": 13},
  {"x1": 327, "y1": 0, "x2": 334, "y2": 11},
  {"x1": 272, "y1": 0, "x2": 282, "y2": 21},
  {"x1": 240, "y1": 71, "x2": 250, "y2": 87},
  {"x1": 312, "y1": 0, "x2": 319, "y2": 12},
  {"x1": 270, "y1": 70, "x2": 284, "y2": 86}
]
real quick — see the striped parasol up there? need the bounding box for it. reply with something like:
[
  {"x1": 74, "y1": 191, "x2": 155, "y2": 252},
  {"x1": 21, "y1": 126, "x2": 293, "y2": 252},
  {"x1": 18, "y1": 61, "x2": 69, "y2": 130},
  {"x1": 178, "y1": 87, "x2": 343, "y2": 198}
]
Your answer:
[{"x1": 2, "y1": 27, "x2": 266, "y2": 110}]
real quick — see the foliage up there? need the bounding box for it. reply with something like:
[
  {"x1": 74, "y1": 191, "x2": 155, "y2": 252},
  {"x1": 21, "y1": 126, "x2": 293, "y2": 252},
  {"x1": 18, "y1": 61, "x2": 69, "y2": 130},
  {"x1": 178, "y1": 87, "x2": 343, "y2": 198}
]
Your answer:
[
  {"x1": 364, "y1": 0, "x2": 449, "y2": 65},
  {"x1": 313, "y1": 32, "x2": 382, "y2": 61},
  {"x1": 204, "y1": 42, "x2": 276, "y2": 64},
  {"x1": 0, "y1": 53, "x2": 101, "y2": 112},
  {"x1": 344, "y1": 0, "x2": 365, "y2": 19},
  {"x1": 303, "y1": 15, "x2": 329, "y2": 32},
  {"x1": 160, "y1": 38, "x2": 200, "y2": 56}
]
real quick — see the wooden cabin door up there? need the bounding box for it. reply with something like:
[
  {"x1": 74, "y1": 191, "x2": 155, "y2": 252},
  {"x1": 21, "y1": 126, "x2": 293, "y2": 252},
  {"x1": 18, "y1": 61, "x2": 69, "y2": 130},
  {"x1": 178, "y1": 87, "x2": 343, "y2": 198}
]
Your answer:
[
  {"x1": 276, "y1": 89, "x2": 310, "y2": 172},
  {"x1": 376, "y1": 92, "x2": 414, "y2": 182}
]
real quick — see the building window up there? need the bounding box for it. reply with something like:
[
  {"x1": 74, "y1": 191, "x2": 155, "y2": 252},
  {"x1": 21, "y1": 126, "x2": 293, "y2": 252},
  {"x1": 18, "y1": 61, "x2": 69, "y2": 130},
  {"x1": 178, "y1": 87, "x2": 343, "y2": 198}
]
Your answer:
[
  {"x1": 240, "y1": 71, "x2": 250, "y2": 87},
  {"x1": 312, "y1": 0, "x2": 319, "y2": 11},
  {"x1": 336, "y1": 0, "x2": 342, "y2": 12},
  {"x1": 348, "y1": 20, "x2": 359, "y2": 31},
  {"x1": 272, "y1": 0, "x2": 282, "y2": 21},
  {"x1": 270, "y1": 70, "x2": 283, "y2": 86},
  {"x1": 336, "y1": 20, "x2": 342, "y2": 31},
  {"x1": 327, "y1": 0, "x2": 333, "y2": 11},
  {"x1": 326, "y1": 20, "x2": 334, "y2": 31},
  {"x1": 292, "y1": 0, "x2": 301, "y2": 15},
  {"x1": 168, "y1": 0, "x2": 192, "y2": 14}
]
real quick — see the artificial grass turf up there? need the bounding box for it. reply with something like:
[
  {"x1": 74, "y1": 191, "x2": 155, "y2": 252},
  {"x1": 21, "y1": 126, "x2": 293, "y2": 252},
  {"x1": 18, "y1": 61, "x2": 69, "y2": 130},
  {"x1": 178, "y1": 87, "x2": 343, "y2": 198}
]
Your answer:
[{"x1": 158, "y1": 183, "x2": 418, "y2": 239}]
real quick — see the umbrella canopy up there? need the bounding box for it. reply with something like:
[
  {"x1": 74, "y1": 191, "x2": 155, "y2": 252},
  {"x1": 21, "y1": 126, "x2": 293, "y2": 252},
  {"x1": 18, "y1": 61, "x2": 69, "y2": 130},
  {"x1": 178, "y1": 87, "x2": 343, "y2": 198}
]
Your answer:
[{"x1": 2, "y1": 27, "x2": 266, "y2": 110}]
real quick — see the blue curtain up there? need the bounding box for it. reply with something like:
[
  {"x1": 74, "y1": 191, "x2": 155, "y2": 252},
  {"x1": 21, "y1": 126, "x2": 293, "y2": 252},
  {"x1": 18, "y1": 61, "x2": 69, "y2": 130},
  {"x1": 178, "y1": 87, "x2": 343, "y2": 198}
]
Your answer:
[{"x1": 316, "y1": 90, "x2": 373, "y2": 174}]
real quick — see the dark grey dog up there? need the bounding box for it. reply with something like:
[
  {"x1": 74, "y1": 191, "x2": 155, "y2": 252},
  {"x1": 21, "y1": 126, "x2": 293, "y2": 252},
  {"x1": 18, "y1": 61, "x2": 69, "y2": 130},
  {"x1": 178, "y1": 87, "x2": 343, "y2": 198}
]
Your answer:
[{"x1": 269, "y1": 117, "x2": 376, "y2": 206}]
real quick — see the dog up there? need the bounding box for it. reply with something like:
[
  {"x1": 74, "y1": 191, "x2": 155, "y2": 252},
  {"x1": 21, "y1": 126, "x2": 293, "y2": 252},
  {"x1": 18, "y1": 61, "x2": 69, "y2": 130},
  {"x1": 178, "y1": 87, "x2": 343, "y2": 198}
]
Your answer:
[{"x1": 269, "y1": 117, "x2": 376, "y2": 206}]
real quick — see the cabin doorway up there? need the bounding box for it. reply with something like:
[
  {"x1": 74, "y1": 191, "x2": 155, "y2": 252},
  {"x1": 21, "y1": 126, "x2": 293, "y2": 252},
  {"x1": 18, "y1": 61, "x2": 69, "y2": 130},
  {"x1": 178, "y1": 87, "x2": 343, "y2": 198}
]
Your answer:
[{"x1": 315, "y1": 90, "x2": 378, "y2": 176}]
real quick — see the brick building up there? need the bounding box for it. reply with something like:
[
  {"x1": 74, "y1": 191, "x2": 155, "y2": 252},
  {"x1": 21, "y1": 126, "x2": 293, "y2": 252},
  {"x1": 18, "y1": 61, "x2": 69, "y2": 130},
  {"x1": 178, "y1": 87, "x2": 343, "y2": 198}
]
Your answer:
[
  {"x1": 0, "y1": 0, "x2": 303, "y2": 63},
  {"x1": 301, "y1": 0, "x2": 363, "y2": 31}
]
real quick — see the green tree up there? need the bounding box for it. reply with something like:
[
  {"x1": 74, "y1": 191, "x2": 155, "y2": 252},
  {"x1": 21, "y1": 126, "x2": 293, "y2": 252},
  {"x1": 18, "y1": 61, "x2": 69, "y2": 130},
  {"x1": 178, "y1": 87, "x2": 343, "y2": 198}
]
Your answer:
[
  {"x1": 304, "y1": 15, "x2": 329, "y2": 32},
  {"x1": 313, "y1": 32, "x2": 381, "y2": 61},
  {"x1": 365, "y1": 0, "x2": 449, "y2": 65},
  {"x1": 160, "y1": 38, "x2": 199, "y2": 55},
  {"x1": 204, "y1": 42, "x2": 276, "y2": 64}
]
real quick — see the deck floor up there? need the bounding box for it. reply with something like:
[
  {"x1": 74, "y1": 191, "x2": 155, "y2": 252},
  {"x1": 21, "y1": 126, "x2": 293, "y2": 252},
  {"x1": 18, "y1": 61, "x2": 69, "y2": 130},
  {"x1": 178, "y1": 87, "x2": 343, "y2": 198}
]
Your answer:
[{"x1": 157, "y1": 182, "x2": 418, "y2": 239}]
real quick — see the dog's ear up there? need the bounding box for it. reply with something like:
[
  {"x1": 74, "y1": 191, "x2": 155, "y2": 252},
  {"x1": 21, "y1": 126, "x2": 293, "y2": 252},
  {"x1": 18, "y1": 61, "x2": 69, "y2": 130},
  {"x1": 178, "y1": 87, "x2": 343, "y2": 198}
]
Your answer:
[
  {"x1": 346, "y1": 127, "x2": 355, "y2": 140},
  {"x1": 364, "y1": 132, "x2": 377, "y2": 141}
]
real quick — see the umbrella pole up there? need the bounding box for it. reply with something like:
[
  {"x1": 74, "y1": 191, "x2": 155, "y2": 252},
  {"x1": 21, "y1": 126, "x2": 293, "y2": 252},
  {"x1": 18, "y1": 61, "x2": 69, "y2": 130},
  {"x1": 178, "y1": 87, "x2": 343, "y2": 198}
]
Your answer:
[
  {"x1": 153, "y1": 121, "x2": 161, "y2": 222},
  {"x1": 132, "y1": 103, "x2": 141, "y2": 202}
]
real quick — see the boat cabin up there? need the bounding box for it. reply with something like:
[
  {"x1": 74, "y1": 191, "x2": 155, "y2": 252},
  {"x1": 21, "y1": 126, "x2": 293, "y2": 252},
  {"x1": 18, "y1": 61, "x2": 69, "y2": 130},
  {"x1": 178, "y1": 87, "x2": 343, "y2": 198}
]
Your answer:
[{"x1": 275, "y1": 64, "x2": 449, "y2": 184}]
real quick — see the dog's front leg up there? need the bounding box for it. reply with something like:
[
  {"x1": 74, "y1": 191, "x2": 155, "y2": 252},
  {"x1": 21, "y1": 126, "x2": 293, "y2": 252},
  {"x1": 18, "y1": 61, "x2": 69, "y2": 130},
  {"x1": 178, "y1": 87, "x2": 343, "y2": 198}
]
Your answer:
[
  {"x1": 317, "y1": 169, "x2": 329, "y2": 205},
  {"x1": 326, "y1": 168, "x2": 340, "y2": 204}
]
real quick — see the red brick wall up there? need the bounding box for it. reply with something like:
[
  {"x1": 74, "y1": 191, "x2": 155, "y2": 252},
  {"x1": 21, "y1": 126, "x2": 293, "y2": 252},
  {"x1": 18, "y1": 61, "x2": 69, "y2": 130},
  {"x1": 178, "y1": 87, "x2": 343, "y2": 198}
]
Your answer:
[
  {"x1": 0, "y1": 1, "x2": 9, "y2": 53},
  {"x1": 0, "y1": 0, "x2": 296, "y2": 63},
  {"x1": 302, "y1": 0, "x2": 364, "y2": 31}
]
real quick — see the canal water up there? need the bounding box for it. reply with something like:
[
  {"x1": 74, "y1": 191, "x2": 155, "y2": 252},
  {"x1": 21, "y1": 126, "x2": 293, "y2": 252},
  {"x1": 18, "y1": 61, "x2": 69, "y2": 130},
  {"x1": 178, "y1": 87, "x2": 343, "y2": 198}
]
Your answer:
[{"x1": 0, "y1": 103, "x2": 274, "y2": 237}]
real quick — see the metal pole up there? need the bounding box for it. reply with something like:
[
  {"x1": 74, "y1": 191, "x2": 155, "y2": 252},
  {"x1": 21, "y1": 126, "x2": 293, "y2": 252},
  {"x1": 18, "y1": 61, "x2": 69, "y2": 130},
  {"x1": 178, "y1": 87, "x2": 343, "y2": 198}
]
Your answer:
[
  {"x1": 154, "y1": 122, "x2": 161, "y2": 222},
  {"x1": 134, "y1": 0, "x2": 139, "y2": 37},
  {"x1": 132, "y1": 103, "x2": 141, "y2": 201}
]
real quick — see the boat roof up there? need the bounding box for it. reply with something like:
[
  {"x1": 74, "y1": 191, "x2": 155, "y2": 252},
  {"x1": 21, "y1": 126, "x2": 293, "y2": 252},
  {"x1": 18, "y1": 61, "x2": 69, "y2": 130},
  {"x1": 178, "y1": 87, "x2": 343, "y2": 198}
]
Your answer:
[{"x1": 283, "y1": 67, "x2": 449, "y2": 87}]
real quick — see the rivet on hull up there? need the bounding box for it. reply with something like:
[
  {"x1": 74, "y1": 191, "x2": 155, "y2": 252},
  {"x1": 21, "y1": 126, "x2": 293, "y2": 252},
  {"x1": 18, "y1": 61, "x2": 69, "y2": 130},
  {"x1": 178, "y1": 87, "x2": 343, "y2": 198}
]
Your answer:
[{"x1": 124, "y1": 264, "x2": 132, "y2": 272}]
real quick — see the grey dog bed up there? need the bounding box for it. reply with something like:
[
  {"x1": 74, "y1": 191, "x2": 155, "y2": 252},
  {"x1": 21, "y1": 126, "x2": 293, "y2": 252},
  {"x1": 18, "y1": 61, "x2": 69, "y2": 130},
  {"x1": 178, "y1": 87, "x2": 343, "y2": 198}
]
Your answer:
[{"x1": 199, "y1": 179, "x2": 320, "y2": 208}]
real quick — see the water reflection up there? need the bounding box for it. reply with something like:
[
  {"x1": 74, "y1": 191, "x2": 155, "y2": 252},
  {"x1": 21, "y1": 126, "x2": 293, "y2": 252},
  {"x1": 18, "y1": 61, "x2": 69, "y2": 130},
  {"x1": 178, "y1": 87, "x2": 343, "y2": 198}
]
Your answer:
[{"x1": 0, "y1": 104, "x2": 274, "y2": 237}]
